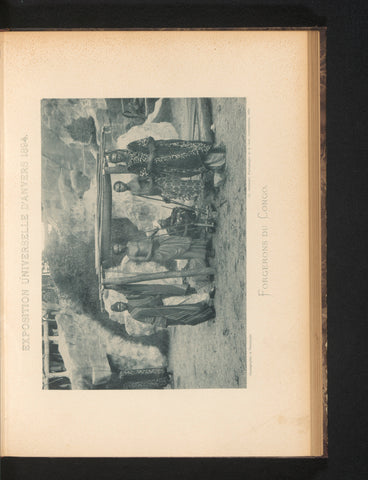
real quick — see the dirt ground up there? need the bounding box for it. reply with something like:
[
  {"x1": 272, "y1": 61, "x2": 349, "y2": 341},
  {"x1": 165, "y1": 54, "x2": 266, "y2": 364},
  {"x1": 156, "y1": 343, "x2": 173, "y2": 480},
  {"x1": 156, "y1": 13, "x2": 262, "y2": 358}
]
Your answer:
[{"x1": 168, "y1": 98, "x2": 247, "y2": 388}]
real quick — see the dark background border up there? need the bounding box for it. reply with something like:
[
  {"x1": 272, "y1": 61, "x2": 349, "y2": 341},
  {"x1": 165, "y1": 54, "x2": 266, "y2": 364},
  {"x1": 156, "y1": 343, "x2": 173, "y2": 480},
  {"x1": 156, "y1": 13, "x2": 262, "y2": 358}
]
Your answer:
[{"x1": 1, "y1": 1, "x2": 367, "y2": 479}]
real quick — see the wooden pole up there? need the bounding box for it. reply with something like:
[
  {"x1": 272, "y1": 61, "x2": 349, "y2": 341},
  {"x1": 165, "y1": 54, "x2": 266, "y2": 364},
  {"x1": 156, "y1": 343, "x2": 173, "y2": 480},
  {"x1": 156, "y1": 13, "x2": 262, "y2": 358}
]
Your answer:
[
  {"x1": 42, "y1": 320, "x2": 50, "y2": 390},
  {"x1": 104, "y1": 165, "x2": 129, "y2": 175},
  {"x1": 136, "y1": 194, "x2": 208, "y2": 214},
  {"x1": 48, "y1": 371, "x2": 69, "y2": 379},
  {"x1": 103, "y1": 267, "x2": 215, "y2": 286}
]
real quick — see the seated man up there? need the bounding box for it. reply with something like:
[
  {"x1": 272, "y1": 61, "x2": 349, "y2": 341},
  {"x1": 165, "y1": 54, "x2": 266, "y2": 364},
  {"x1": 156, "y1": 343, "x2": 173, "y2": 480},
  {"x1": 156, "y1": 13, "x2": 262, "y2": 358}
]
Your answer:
[
  {"x1": 124, "y1": 235, "x2": 208, "y2": 265},
  {"x1": 111, "y1": 298, "x2": 215, "y2": 328}
]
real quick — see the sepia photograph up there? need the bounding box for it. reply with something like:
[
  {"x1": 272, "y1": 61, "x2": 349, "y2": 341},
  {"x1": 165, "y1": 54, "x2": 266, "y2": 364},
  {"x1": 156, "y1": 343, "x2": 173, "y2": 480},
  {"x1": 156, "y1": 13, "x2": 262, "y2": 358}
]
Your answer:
[
  {"x1": 41, "y1": 97, "x2": 247, "y2": 390},
  {"x1": 1, "y1": 30, "x2": 325, "y2": 457}
]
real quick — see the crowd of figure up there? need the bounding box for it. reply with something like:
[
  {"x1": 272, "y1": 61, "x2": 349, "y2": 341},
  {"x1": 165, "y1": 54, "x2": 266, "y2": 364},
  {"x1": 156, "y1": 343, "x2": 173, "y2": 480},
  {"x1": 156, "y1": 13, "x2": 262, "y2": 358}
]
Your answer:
[{"x1": 102, "y1": 136, "x2": 226, "y2": 333}]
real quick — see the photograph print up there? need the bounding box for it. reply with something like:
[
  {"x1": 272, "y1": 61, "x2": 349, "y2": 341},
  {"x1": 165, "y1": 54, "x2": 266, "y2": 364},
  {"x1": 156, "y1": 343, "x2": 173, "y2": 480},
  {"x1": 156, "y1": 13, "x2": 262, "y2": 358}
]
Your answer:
[{"x1": 41, "y1": 98, "x2": 246, "y2": 390}]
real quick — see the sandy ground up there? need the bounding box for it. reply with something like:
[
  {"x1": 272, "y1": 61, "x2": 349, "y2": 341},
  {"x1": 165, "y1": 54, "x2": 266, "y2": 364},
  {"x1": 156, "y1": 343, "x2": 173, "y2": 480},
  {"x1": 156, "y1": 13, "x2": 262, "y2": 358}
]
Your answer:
[{"x1": 168, "y1": 98, "x2": 247, "y2": 388}]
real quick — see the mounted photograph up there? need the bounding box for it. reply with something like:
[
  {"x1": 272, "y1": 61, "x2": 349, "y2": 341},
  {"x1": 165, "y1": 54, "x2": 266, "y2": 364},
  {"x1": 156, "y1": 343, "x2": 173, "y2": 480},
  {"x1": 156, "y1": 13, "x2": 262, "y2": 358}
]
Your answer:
[
  {"x1": 2, "y1": 30, "x2": 326, "y2": 457},
  {"x1": 41, "y1": 97, "x2": 247, "y2": 390}
]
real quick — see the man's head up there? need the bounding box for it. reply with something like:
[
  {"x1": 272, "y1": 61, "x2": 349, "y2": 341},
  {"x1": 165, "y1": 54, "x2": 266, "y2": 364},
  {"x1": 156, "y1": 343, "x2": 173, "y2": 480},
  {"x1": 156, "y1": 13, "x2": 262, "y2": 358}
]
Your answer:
[
  {"x1": 158, "y1": 218, "x2": 169, "y2": 229},
  {"x1": 113, "y1": 181, "x2": 129, "y2": 193},
  {"x1": 112, "y1": 243, "x2": 126, "y2": 255},
  {"x1": 105, "y1": 150, "x2": 130, "y2": 163},
  {"x1": 111, "y1": 302, "x2": 128, "y2": 312}
]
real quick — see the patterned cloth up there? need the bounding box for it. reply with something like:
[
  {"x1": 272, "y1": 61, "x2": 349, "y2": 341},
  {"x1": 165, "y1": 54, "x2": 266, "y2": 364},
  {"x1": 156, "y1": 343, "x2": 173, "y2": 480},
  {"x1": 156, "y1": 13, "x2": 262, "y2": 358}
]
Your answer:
[
  {"x1": 118, "y1": 367, "x2": 171, "y2": 389},
  {"x1": 127, "y1": 137, "x2": 212, "y2": 176},
  {"x1": 107, "y1": 137, "x2": 214, "y2": 202},
  {"x1": 154, "y1": 175, "x2": 204, "y2": 202}
]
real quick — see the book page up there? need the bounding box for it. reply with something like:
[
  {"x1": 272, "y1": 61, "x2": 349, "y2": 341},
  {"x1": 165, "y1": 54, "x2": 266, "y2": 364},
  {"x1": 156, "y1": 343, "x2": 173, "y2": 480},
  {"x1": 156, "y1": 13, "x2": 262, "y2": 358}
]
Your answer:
[{"x1": 1, "y1": 30, "x2": 311, "y2": 457}]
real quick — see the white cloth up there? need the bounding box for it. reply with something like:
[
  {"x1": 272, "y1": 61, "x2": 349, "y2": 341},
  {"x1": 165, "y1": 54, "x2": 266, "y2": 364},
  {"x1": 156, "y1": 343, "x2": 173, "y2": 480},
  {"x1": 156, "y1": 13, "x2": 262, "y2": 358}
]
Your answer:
[
  {"x1": 115, "y1": 98, "x2": 179, "y2": 148},
  {"x1": 116, "y1": 122, "x2": 179, "y2": 149}
]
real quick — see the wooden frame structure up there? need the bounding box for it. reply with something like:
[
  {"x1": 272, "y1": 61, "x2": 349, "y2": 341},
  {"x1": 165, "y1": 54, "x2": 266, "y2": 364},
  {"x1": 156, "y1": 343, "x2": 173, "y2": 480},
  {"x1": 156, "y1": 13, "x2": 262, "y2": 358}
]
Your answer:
[
  {"x1": 42, "y1": 317, "x2": 69, "y2": 390},
  {"x1": 95, "y1": 125, "x2": 215, "y2": 311}
]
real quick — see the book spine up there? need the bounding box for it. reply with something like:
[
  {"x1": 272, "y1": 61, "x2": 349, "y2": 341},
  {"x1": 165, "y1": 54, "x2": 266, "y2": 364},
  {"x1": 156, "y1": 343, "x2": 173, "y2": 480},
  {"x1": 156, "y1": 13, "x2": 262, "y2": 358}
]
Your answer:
[
  {"x1": 319, "y1": 28, "x2": 328, "y2": 459},
  {"x1": 0, "y1": 31, "x2": 5, "y2": 456},
  {"x1": 308, "y1": 29, "x2": 326, "y2": 457}
]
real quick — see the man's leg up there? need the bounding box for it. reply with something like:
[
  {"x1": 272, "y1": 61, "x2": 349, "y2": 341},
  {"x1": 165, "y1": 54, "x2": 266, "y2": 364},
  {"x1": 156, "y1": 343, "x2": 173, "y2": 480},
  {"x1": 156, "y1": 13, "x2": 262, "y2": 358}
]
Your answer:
[{"x1": 165, "y1": 303, "x2": 216, "y2": 326}]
